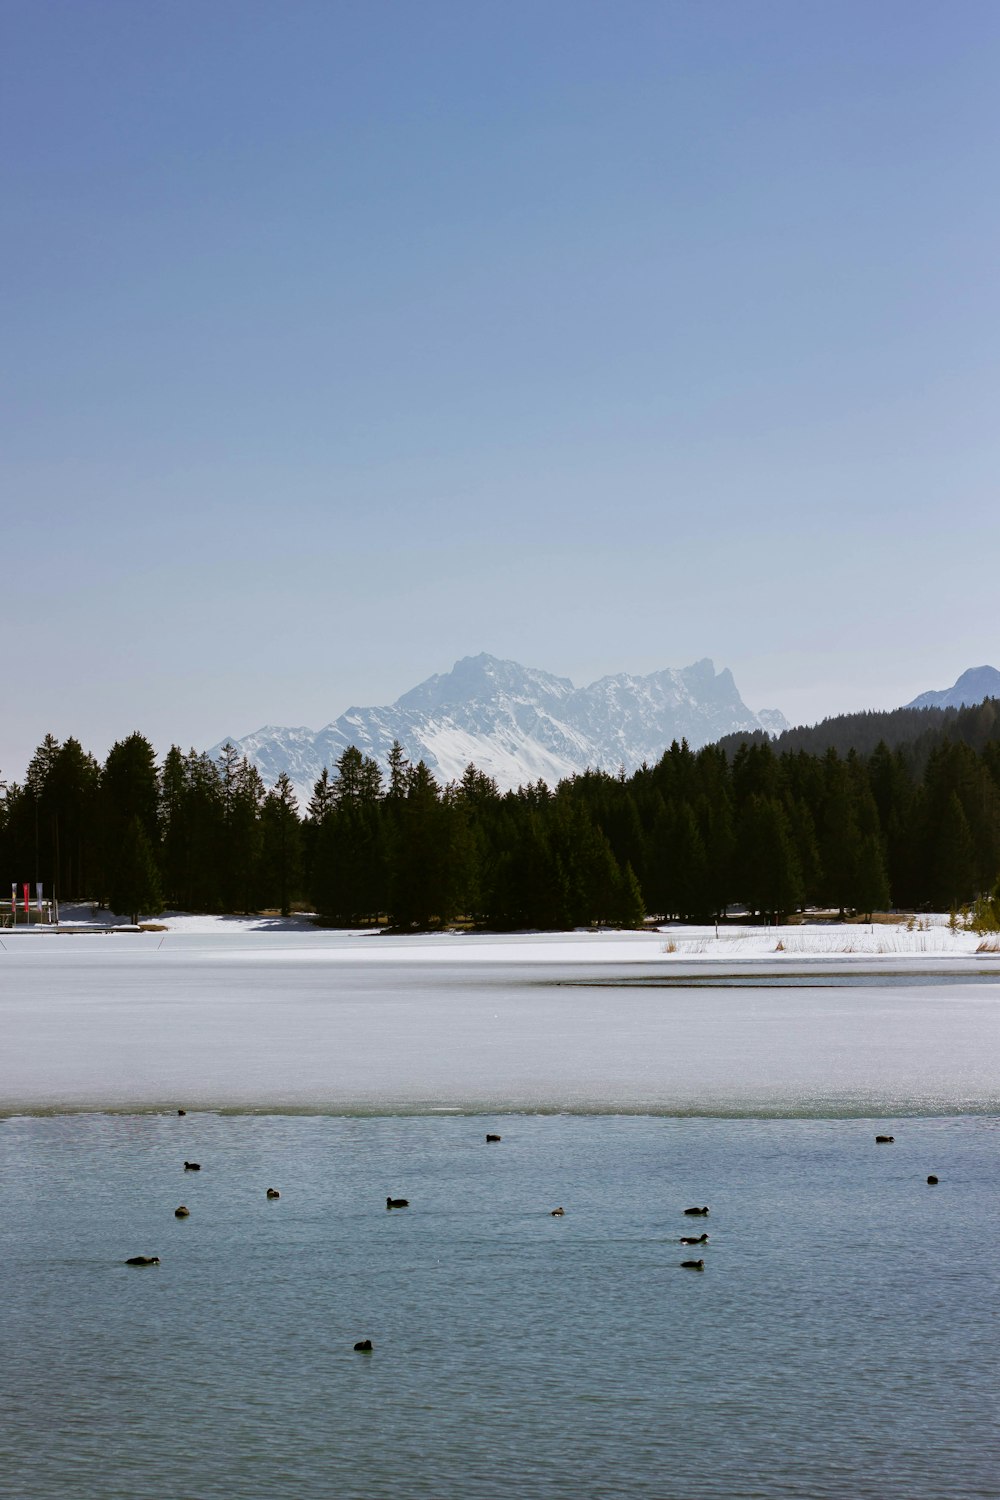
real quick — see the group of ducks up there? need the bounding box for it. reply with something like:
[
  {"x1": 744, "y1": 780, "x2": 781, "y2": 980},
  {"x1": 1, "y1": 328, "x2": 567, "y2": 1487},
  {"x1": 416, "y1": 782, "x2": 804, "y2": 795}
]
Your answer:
[
  {"x1": 678, "y1": 1206, "x2": 710, "y2": 1269},
  {"x1": 545, "y1": 1202, "x2": 709, "y2": 1266},
  {"x1": 123, "y1": 1127, "x2": 722, "y2": 1284},
  {"x1": 123, "y1": 1122, "x2": 503, "y2": 1340},
  {"x1": 125, "y1": 1125, "x2": 937, "y2": 1316},
  {"x1": 124, "y1": 1150, "x2": 283, "y2": 1267}
]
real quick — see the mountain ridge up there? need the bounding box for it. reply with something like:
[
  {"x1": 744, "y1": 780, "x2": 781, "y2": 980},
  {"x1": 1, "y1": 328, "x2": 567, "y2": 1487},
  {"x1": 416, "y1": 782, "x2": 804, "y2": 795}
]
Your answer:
[
  {"x1": 906, "y1": 665, "x2": 1000, "y2": 712},
  {"x1": 210, "y1": 653, "x2": 786, "y2": 804}
]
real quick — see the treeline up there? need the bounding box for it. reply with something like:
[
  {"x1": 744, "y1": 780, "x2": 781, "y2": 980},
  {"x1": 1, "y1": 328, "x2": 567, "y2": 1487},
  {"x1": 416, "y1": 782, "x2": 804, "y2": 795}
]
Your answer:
[
  {"x1": 3, "y1": 713, "x2": 1000, "y2": 926},
  {"x1": 0, "y1": 735, "x2": 305, "y2": 923},
  {"x1": 717, "y1": 696, "x2": 1000, "y2": 767}
]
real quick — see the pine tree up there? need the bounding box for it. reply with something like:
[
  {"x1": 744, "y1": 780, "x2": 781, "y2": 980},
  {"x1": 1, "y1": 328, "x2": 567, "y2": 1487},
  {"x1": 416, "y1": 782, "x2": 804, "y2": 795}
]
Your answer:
[
  {"x1": 310, "y1": 752, "x2": 387, "y2": 924},
  {"x1": 868, "y1": 742, "x2": 916, "y2": 905},
  {"x1": 260, "y1": 772, "x2": 302, "y2": 916},
  {"x1": 731, "y1": 739, "x2": 780, "y2": 807},
  {"x1": 334, "y1": 747, "x2": 365, "y2": 807},
  {"x1": 615, "y1": 861, "x2": 646, "y2": 928},
  {"x1": 101, "y1": 734, "x2": 160, "y2": 907},
  {"x1": 389, "y1": 761, "x2": 452, "y2": 926},
  {"x1": 159, "y1": 746, "x2": 189, "y2": 906},
  {"x1": 103, "y1": 733, "x2": 159, "y2": 839},
  {"x1": 818, "y1": 750, "x2": 860, "y2": 914},
  {"x1": 184, "y1": 751, "x2": 226, "y2": 910},
  {"x1": 642, "y1": 796, "x2": 672, "y2": 920},
  {"x1": 737, "y1": 795, "x2": 803, "y2": 919},
  {"x1": 359, "y1": 755, "x2": 384, "y2": 804},
  {"x1": 306, "y1": 768, "x2": 335, "y2": 823},
  {"x1": 27, "y1": 736, "x2": 101, "y2": 899},
  {"x1": 108, "y1": 816, "x2": 163, "y2": 924},
  {"x1": 25, "y1": 734, "x2": 61, "y2": 801},
  {"x1": 853, "y1": 833, "x2": 890, "y2": 920},
  {"x1": 221, "y1": 758, "x2": 266, "y2": 912},
  {"x1": 218, "y1": 742, "x2": 242, "y2": 818},
  {"x1": 22, "y1": 734, "x2": 62, "y2": 889},
  {"x1": 930, "y1": 791, "x2": 976, "y2": 911},
  {"x1": 386, "y1": 741, "x2": 410, "y2": 801},
  {"x1": 789, "y1": 797, "x2": 822, "y2": 908},
  {"x1": 303, "y1": 768, "x2": 334, "y2": 910},
  {"x1": 671, "y1": 802, "x2": 710, "y2": 919}
]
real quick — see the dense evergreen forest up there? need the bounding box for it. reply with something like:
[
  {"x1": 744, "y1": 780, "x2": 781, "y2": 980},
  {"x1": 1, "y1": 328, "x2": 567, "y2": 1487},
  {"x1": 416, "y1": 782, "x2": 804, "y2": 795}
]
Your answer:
[
  {"x1": 717, "y1": 695, "x2": 1000, "y2": 766},
  {"x1": 3, "y1": 698, "x2": 1000, "y2": 927}
]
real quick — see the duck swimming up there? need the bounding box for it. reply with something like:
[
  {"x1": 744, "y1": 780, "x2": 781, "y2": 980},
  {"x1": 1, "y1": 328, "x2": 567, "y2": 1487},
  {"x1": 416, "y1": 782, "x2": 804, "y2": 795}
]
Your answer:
[
  {"x1": 680, "y1": 1258, "x2": 705, "y2": 1270},
  {"x1": 875, "y1": 1135, "x2": 894, "y2": 1144},
  {"x1": 125, "y1": 1256, "x2": 160, "y2": 1266},
  {"x1": 184, "y1": 1161, "x2": 201, "y2": 1171},
  {"x1": 550, "y1": 1207, "x2": 565, "y2": 1216},
  {"x1": 386, "y1": 1197, "x2": 409, "y2": 1209},
  {"x1": 174, "y1": 1206, "x2": 190, "y2": 1218},
  {"x1": 680, "y1": 1233, "x2": 708, "y2": 1245},
  {"x1": 927, "y1": 1174, "x2": 939, "y2": 1184},
  {"x1": 683, "y1": 1206, "x2": 709, "y2": 1216},
  {"x1": 354, "y1": 1339, "x2": 373, "y2": 1352},
  {"x1": 486, "y1": 1134, "x2": 501, "y2": 1142}
]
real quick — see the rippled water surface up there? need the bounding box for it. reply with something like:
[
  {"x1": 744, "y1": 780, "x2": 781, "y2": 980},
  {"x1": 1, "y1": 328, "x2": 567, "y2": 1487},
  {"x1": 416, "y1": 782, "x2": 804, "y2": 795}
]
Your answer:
[
  {"x1": 2, "y1": 938, "x2": 999, "y2": 1497},
  {"x1": 3, "y1": 1112, "x2": 999, "y2": 1500}
]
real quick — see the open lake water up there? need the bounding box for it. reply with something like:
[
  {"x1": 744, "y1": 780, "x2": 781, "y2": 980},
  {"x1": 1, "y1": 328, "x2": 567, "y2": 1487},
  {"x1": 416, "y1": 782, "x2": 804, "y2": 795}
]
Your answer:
[{"x1": 2, "y1": 935, "x2": 999, "y2": 1498}]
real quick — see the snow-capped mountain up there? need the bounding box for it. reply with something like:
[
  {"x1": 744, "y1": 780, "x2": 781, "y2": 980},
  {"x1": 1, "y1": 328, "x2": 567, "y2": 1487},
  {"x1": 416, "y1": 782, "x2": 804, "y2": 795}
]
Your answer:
[
  {"x1": 906, "y1": 665, "x2": 1000, "y2": 712},
  {"x1": 210, "y1": 654, "x2": 787, "y2": 805}
]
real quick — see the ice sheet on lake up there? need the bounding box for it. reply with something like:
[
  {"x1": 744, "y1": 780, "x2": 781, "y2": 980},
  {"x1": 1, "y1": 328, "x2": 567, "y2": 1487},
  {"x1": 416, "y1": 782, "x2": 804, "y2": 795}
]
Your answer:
[{"x1": 1, "y1": 929, "x2": 998, "y2": 1116}]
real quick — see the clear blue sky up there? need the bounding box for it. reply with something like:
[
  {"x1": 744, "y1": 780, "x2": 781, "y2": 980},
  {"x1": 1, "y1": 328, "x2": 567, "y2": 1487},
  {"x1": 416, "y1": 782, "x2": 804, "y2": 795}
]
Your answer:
[{"x1": 3, "y1": 0, "x2": 999, "y2": 777}]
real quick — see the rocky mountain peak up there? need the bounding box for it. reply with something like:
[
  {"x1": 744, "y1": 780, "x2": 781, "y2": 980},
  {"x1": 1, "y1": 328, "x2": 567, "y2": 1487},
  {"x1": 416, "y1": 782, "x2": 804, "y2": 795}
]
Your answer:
[
  {"x1": 906, "y1": 665, "x2": 1000, "y2": 711},
  {"x1": 209, "y1": 654, "x2": 787, "y2": 804}
]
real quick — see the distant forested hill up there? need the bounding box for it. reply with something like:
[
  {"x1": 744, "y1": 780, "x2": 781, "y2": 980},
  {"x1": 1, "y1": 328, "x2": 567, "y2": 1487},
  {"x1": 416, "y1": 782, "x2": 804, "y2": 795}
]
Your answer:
[{"x1": 716, "y1": 698, "x2": 1000, "y2": 769}]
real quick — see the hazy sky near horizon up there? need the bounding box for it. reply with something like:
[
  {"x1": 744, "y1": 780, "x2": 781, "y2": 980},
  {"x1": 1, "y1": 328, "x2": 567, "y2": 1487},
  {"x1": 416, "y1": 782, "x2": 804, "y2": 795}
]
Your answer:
[{"x1": 4, "y1": 0, "x2": 1000, "y2": 778}]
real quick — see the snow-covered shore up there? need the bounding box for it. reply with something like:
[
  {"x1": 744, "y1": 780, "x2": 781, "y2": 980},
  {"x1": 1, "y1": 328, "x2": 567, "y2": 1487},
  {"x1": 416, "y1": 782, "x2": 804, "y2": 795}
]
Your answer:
[{"x1": 22, "y1": 905, "x2": 999, "y2": 964}]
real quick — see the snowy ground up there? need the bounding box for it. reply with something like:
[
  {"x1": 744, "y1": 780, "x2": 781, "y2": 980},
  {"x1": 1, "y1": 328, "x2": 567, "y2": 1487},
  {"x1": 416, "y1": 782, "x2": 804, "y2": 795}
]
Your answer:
[
  {"x1": 53, "y1": 903, "x2": 324, "y2": 935},
  {"x1": 652, "y1": 921, "x2": 995, "y2": 960},
  {"x1": 22, "y1": 905, "x2": 998, "y2": 963}
]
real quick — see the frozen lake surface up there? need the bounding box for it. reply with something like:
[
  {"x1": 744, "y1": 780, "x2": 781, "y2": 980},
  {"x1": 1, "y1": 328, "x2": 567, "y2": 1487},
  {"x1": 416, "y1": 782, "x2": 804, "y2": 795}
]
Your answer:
[{"x1": 1, "y1": 929, "x2": 999, "y2": 1115}]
